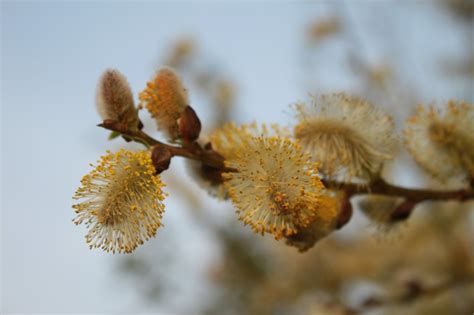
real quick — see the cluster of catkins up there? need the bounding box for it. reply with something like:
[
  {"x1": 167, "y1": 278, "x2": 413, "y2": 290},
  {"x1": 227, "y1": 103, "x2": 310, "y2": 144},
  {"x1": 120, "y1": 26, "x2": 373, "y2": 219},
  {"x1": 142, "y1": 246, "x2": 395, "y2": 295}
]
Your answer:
[{"x1": 72, "y1": 67, "x2": 473, "y2": 254}]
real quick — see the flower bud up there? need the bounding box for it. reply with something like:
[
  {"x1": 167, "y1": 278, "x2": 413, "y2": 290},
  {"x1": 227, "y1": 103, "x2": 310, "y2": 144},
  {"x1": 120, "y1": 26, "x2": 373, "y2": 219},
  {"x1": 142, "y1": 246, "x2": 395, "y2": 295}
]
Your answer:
[
  {"x1": 151, "y1": 146, "x2": 172, "y2": 174},
  {"x1": 139, "y1": 67, "x2": 189, "y2": 141},
  {"x1": 96, "y1": 69, "x2": 139, "y2": 130},
  {"x1": 178, "y1": 106, "x2": 202, "y2": 143},
  {"x1": 336, "y1": 196, "x2": 353, "y2": 229},
  {"x1": 389, "y1": 199, "x2": 416, "y2": 222}
]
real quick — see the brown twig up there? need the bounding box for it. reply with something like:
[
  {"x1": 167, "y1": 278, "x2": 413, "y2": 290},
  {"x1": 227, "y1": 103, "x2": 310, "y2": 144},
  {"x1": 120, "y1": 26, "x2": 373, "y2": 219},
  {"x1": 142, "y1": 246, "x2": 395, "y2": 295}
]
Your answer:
[
  {"x1": 323, "y1": 178, "x2": 474, "y2": 202},
  {"x1": 98, "y1": 120, "x2": 474, "y2": 203},
  {"x1": 98, "y1": 120, "x2": 233, "y2": 171}
]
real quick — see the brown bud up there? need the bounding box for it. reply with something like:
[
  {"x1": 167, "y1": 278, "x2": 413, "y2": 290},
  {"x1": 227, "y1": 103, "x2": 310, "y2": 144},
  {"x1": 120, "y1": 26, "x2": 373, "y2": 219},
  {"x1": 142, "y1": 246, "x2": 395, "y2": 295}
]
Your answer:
[
  {"x1": 336, "y1": 197, "x2": 353, "y2": 229},
  {"x1": 98, "y1": 119, "x2": 128, "y2": 133},
  {"x1": 178, "y1": 106, "x2": 201, "y2": 143},
  {"x1": 151, "y1": 146, "x2": 172, "y2": 174},
  {"x1": 390, "y1": 199, "x2": 417, "y2": 222}
]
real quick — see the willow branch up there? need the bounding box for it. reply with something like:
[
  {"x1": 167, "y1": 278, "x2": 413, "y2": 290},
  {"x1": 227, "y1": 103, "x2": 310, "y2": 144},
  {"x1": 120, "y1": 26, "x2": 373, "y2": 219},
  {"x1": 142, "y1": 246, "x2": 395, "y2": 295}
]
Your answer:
[
  {"x1": 98, "y1": 120, "x2": 474, "y2": 203},
  {"x1": 323, "y1": 178, "x2": 474, "y2": 202},
  {"x1": 98, "y1": 120, "x2": 232, "y2": 171}
]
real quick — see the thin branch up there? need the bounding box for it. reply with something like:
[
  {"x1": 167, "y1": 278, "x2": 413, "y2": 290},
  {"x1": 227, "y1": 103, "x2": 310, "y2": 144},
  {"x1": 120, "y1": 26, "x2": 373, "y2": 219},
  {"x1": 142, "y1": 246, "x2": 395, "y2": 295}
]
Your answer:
[
  {"x1": 98, "y1": 120, "x2": 234, "y2": 171},
  {"x1": 98, "y1": 120, "x2": 474, "y2": 203},
  {"x1": 323, "y1": 178, "x2": 474, "y2": 202}
]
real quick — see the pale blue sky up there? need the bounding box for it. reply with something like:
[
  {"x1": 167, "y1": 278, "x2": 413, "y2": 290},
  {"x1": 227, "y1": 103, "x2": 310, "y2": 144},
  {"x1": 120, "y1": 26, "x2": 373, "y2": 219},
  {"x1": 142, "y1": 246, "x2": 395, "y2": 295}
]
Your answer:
[{"x1": 2, "y1": 1, "x2": 471, "y2": 314}]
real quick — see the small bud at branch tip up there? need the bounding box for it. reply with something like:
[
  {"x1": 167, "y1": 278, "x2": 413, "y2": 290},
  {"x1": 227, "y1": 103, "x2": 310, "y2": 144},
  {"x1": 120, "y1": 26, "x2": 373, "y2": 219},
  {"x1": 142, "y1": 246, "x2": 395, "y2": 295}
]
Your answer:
[{"x1": 179, "y1": 105, "x2": 202, "y2": 143}]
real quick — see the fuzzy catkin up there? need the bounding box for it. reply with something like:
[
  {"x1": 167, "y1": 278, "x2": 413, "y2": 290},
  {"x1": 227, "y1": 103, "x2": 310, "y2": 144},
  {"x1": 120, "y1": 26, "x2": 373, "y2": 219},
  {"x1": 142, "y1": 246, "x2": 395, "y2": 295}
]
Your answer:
[
  {"x1": 404, "y1": 101, "x2": 474, "y2": 182},
  {"x1": 73, "y1": 149, "x2": 166, "y2": 253},
  {"x1": 96, "y1": 69, "x2": 139, "y2": 129},
  {"x1": 139, "y1": 67, "x2": 189, "y2": 141},
  {"x1": 293, "y1": 93, "x2": 397, "y2": 182}
]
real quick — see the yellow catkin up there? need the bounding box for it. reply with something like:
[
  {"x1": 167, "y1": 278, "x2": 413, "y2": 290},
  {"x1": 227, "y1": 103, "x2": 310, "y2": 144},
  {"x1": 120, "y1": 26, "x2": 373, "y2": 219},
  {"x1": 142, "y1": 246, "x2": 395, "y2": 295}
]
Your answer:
[
  {"x1": 139, "y1": 67, "x2": 189, "y2": 140},
  {"x1": 209, "y1": 122, "x2": 289, "y2": 161},
  {"x1": 72, "y1": 149, "x2": 166, "y2": 254},
  {"x1": 293, "y1": 93, "x2": 397, "y2": 182},
  {"x1": 222, "y1": 134, "x2": 326, "y2": 240},
  {"x1": 404, "y1": 100, "x2": 474, "y2": 182},
  {"x1": 192, "y1": 122, "x2": 289, "y2": 199}
]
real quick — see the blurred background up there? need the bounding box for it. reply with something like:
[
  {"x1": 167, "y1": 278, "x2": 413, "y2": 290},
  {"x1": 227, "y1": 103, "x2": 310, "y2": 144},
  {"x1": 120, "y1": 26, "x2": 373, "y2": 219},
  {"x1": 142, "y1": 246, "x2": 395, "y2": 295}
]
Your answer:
[{"x1": 2, "y1": 1, "x2": 473, "y2": 314}]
